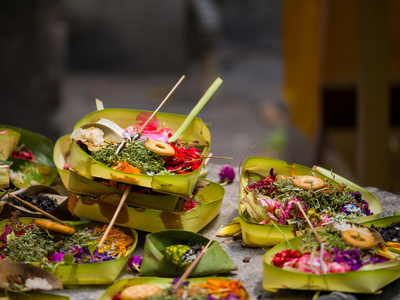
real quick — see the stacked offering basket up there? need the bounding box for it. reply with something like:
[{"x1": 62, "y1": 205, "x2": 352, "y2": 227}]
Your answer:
[{"x1": 54, "y1": 109, "x2": 225, "y2": 233}]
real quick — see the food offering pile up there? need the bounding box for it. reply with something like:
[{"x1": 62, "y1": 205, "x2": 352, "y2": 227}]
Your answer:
[
  {"x1": 263, "y1": 220, "x2": 400, "y2": 293},
  {"x1": 101, "y1": 277, "x2": 248, "y2": 300},
  {"x1": 244, "y1": 170, "x2": 373, "y2": 228},
  {"x1": 229, "y1": 157, "x2": 382, "y2": 247},
  {"x1": 71, "y1": 114, "x2": 204, "y2": 177},
  {"x1": 0, "y1": 217, "x2": 137, "y2": 286}
]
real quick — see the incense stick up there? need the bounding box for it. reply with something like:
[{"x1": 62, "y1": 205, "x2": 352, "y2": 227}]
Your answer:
[
  {"x1": 138, "y1": 75, "x2": 185, "y2": 136},
  {"x1": 173, "y1": 225, "x2": 223, "y2": 290},
  {"x1": 0, "y1": 187, "x2": 67, "y2": 226},
  {"x1": 98, "y1": 184, "x2": 132, "y2": 248}
]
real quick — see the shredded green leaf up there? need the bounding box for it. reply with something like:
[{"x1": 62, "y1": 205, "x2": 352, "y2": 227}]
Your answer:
[{"x1": 91, "y1": 140, "x2": 166, "y2": 174}]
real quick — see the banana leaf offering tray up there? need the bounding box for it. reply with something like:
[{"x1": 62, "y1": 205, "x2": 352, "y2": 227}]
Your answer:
[
  {"x1": 0, "y1": 218, "x2": 138, "y2": 285},
  {"x1": 140, "y1": 230, "x2": 237, "y2": 277},
  {"x1": 263, "y1": 220, "x2": 400, "y2": 293},
  {"x1": 238, "y1": 157, "x2": 382, "y2": 247},
  {"x1": 68, "y1": 109, "x2": 211, "y2": 197},
  {"x1": 100, "y1": 276, "x2": 249, "y2": 300},
  {"x1": 71, "y1": 179, "x2": 224, "y2": 233}
]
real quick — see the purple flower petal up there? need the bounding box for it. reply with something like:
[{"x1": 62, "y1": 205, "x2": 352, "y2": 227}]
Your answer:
[{"x1": 218, "y1": 165, "x2": 235, "y2": 183}]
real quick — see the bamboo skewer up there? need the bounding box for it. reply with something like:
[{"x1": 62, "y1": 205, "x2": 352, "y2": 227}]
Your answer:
[
  {"x1": 98, "y1": 184, "x2": 132, "y2": 248},
  {"x1": 137, "y1": 75, "x2": 185, "y2": 136},
  {"x1": 173, "y1": 225, "x2": 223, "y2": 290},
  {"x1": 0, "y1": 187, "x2": 67, "y2": 226}
]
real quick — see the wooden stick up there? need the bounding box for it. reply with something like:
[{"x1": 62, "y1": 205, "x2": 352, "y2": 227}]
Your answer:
[
  {"x1": 295, "y1": 201, "x2": 323, "y2": 244},
  {"x1": 138, "y1": 75, "x2": 185, "y2": 136},
  {"x1": 98, "y1": 184, "x2": 132, "y2": 248},
  {"x1": 173, "y1": 225, "x2": 223, "y2": 290},
  {"x1": 0, "y1": 187, "x2": 67, "y2": 226}
]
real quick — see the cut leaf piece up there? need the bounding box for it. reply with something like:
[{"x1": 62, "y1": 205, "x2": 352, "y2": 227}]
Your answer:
[
  {"x1": 0, "y1": 128, "x2": 20, "y2": 160},
  {"x1": 0, "y1": 162, "x2": 11, "y2": 188},
  {"x1": 140, "y1": 230, "x2": 236, "y2": 277},
  {"x1": 53, "y1": 134, "x2": 72, "y2": 190}
]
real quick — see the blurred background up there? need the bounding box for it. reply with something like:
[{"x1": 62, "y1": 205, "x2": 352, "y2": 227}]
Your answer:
[{"x1": 1, "y1": 0, "x2": 399, "y2": 194}]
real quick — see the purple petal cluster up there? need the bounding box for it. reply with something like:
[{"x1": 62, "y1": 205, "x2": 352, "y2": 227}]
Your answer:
[
  {"x1": 218, "y1": 165, "x2": 235, "y2": 184},
  {"x1": 332, "y1": 248, "x2": 363, "y2": 271},
  {"x1": 246, "y1": 168, "x2": 277, "y2": 196},
  {"x1": 49, "y1": 252, "x2": 65, "y2": 262},
  {"x1": 128, "y1": 255, "x2": 143, "y2": 271},
  {"x1": 0, "y1": 223, "x2": 13, "y2": 251},
  {"x1": 63, "y1": 245, "x2": 114, "y2": 264}
]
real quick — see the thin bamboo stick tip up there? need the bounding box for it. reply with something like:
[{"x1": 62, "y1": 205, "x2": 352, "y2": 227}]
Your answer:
[
  {"x1": 138, "y1": 75, "x2": 185, "y2": 135},
  {"x1": 98, "y1": 184, "x2": 132, "y2": 248},
  {"x1": 173, "y1": 225, "x2": 223, "y2": 290}
]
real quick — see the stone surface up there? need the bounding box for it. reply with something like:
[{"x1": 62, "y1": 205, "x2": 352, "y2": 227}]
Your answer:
[{"x1": 47, "y1": 163, "x2": 400, "y2": 299}]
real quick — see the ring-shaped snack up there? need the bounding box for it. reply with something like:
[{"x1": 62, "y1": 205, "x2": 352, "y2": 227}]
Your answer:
[
  {"x1": 293, "y1": 175, "x2": 325, "y2": 190},
  {"x1": 342, "y1": 229, "x2": 374, "y2": 250},
  {"x1": 120, "y1": 284, "x2": 163, "y2": 300},
  {"x1": 145, "y1": 140, "x2": 175, "y2": 157},
  {"x1": 35, "y1": 219, "x2": 75, "y2": 235}
]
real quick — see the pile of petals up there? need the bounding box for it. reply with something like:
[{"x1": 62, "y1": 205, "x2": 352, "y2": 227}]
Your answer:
[
  {"x1": 123, "y1": 112, "x2": 172, "y2": 143},
  {"x1": 11, "y1": 145, "x2": 35, "y2": 162},
  {"x1": 271, "y1": 226, "x2": 389, "y2": 275},
  {"x1": 244, "y1": 168, "x2": 372, "y2": 228},
  {"x1": 163, "y1": 142, "x2": 203, "y2": 174},
  {"x1": 111, "y1": 278, "x2": 246, "y2": 300},
  {"x1": 192, "y1": 278, "x2": 245, "y2": 299}
]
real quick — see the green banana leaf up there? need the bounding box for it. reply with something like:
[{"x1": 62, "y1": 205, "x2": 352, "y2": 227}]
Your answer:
[
  {"x1": 69, "y1": 108, "x2": 211, "y2": 197},
  {"x1": 263, "y1": 231, "x2": 400, "y2": 293},
  {"x1": 53, "y1": 134, "x2": 71, "y2": 190},
  {"x1": 54, "y1": 135, "x2": 180, "y2": 210},
  {"x1": 140, "y1": 230, "x2": 237, "y2": 277},
  {"x1": 0, "y1": 125, "x2": 58, "y2": 189},
  {"x1": 238, "y1": 157, "x2": 382, "y2": 247},
  {"x1": 100, "y1": 276, "x2": 250, "y2": 300},
  {"x1": 0, "y1": 128, "x2": 20, "y2": 160},
  {"x1": 72, "y1": 180, "x2": 224, "y2": 233},
  {"x1": 0, "y1": 218, "x2": 138, "y2": 286}
]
